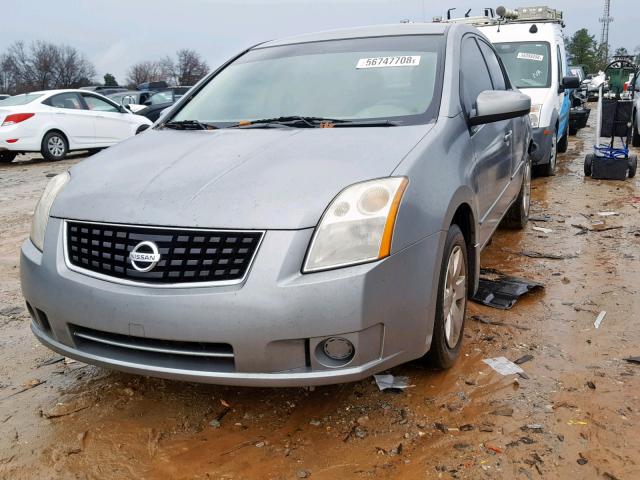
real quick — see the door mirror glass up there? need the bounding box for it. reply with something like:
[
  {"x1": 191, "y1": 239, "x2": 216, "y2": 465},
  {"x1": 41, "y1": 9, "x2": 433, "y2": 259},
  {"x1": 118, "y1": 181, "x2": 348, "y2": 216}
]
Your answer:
[
  {"x1": 561, "y1": 76, "x2": 580, "y2": 89},
  {"x1": 468, "y1": 90, "x2": 531, "y2": 126}
]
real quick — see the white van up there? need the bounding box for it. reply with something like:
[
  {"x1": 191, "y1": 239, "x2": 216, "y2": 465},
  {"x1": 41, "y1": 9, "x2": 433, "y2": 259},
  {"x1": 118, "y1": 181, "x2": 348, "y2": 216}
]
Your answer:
[{"x1": 447, "y1": 6, "x2": 579, "y2": 175}]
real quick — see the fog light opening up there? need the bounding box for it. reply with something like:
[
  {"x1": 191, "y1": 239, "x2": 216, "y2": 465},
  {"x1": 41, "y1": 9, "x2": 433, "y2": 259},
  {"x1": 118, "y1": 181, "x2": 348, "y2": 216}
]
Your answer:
[{"x1": 315, "y1": 337, "x2": 355, "y2": 368}]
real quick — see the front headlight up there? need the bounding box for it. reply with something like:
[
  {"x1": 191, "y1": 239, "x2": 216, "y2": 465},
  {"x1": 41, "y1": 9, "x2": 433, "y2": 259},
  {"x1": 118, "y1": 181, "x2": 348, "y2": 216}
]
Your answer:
[
  {"x1": 529, "y1": 104, "x2": 542, "y2": 128},
  {"x1": 30, "y1": 172, "x2": 70, "y2": 251},
  {"x1": 303, "y1": 177, "x2": 408, "y2": 273}
]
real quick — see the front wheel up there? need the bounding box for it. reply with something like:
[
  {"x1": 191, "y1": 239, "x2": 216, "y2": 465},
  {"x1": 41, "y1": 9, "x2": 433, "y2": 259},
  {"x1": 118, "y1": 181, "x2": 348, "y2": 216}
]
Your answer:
[
  {"x1": 41, "y1": 132, "x2": 68, "y2": 161},
  {"x1": 0, "y1": 152, "x2": 17, "y2": 163},
  {"x1": 425, "y1": 225, "x2": 468, "y2": 369},
  {"x1": 502, "y1": 157, "x2": 531, "y2": 229},
  {"x1": 633, "y1": 121, "x2": 640, "y2": 147},
  {"x1": 538, "y1": 130, "x2": 558, "y2": 177},
  {"x1": 629, "y1": 155, "x2": 637, "y2": 178},
  {"x1": 557, "y1": 131, "x2": 568, "y2": 153}
]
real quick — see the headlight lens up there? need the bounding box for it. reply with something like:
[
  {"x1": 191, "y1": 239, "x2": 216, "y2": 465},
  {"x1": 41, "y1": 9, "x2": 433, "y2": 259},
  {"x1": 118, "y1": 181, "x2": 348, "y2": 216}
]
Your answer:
[
  {"x1": 529, "y1": 104, "x2": 542, "y2": 128},
  {"x1": 303, "y1": 177, "x2": 408, "y2": 273},
  {"x1": 30, "y1": 172, "x2": 70, "y2": 251}
]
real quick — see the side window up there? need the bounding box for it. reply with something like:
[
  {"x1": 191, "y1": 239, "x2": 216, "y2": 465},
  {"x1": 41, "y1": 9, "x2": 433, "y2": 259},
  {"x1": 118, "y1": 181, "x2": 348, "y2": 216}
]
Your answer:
[
  {"x1": 45, "y1": 92, "x2": 83, "y2": 110},
  {"x1": 460, "y1": 37, "x2": 493, "y2": 115},
  {"x1": 82, "y1": 94, "x2": 119, "y2": 113},
  {"x1": 477, "y1": 40, "x2": 507, "y2": 90},
  {"x1": 556, "y1": 46, "x2": 563, "y2": 84}
]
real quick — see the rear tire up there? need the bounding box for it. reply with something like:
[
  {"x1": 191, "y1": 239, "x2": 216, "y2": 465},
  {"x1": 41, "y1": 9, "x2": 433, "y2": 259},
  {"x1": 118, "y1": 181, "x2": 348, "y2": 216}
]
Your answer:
[
  {"x1": 502, "y1": 157, "x2": 531, "y2": 229},
  {"x1": 539, "y1": 130, "x2": 558, "y2": 177},
  {"x1": 41, "y1": 131, "x2": 68, "y2": 161},
  {"x1": 629, "y1": 155, "x2": 637, "y2": 178},
  {"x1": 584, "y1": 154, "x2": 593, "y2": 176},
  {"x1": 425, "y1": 225, "x2": 468, "y2": 370},
  {"x1": 0, "y1": 152, "x2": 17, "y2": 163}
]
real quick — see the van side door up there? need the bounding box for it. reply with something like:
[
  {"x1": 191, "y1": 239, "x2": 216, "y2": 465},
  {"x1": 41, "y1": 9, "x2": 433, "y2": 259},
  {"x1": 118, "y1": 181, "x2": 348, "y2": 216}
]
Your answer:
[{"x1": 460, "y1": 35, "x2": 512, "y2": 245}]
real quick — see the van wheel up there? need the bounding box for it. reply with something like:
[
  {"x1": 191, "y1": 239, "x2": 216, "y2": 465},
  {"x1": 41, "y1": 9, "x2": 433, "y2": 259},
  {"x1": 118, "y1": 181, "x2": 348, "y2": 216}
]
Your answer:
[
  {"x1": 557, "y1": 131, "x2": 568, "y2": 153},
  {"x1": 584, "y1": 154, "x2": 593, "y2": 176},
  {"x1": 0, "y1": 152, "x2": 17, "y2": 163},
  {"x1": 41, "y1": 132, "x2": 68, "y2": 161},
  {"x1": 633, "y1": 122, "x2": 640, "y2": 147},
  {"x1": 425, "y1": 225, "x2": 468, "y2": 369},
  {"x1": 538, "y1": 131, "x2": 558, "y2": 177},
  {"x1": 502, "y1": 157, "x2": 531, "y2": 229},
  {"x1": 629, "y1": 155, "x2": 637, "y2": 178}
]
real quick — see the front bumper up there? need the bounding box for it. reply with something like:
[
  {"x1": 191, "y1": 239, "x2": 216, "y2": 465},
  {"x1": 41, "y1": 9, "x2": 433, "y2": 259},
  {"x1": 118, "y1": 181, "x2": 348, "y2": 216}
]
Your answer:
[
  {"x1": 21, "y1": 218, "x2": 444, "y2": 386},
  {"x1": 530, "y1": 127, "x2": 553, "y2": 165}
]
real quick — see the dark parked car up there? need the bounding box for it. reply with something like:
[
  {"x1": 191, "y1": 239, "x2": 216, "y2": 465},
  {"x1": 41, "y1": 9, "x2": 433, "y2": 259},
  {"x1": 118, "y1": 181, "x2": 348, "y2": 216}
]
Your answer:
[{"x1": 134, "y1": 88, "x2": 192, "y2": 121}]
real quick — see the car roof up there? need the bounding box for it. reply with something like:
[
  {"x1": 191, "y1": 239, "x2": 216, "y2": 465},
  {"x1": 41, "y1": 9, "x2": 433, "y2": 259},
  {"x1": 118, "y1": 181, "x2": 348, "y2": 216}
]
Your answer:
[{"x1": 257, "y1": 23, "x2": 450, "y2": 49}]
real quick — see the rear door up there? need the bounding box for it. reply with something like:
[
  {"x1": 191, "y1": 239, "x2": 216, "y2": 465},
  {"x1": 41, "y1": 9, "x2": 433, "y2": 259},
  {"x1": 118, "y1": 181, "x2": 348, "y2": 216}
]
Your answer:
[
  {"x1": 460, "y1": 35, "x2": 513, "y2": 244},
  {"x1": 81, "y1": 93, "x2": 132, "y2": 144},
  {"x1": 43, "y1": 92, "x2": 96, "y2": 147}
]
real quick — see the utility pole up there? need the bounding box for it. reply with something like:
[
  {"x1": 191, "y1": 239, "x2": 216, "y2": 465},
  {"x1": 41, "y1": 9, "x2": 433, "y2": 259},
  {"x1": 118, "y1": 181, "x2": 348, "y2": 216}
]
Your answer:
[{"x1": 599, "y1": 0, "x2": 613, "y2": 62}]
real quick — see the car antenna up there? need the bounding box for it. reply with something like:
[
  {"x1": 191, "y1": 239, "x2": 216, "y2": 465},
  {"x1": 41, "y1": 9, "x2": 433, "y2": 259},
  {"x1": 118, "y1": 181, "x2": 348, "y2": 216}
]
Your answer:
[
  {"x1": 446, "y1": 8, "x2": 456, "y2": 20},
  {"x1": 465, "y1": 8, "x2": 472, "y2": 17}
]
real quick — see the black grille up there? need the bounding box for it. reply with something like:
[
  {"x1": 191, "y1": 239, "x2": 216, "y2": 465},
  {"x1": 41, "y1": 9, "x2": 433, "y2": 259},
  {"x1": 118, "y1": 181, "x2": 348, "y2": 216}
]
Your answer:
[{"x1": 66, "y1": 221, "x2": 263, "y2": 284}]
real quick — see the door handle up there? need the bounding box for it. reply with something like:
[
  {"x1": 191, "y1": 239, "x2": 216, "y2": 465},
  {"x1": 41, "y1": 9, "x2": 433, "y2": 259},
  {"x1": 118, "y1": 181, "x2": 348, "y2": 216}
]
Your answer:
[{"x1": 503, "y1": 130, "x2": 513, "y2": 143}]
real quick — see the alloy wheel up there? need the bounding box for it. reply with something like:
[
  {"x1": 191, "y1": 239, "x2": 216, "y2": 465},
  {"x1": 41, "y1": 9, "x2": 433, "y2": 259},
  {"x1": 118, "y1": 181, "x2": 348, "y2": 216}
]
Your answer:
[
  {"x1": 549, "y1": 132, "x2": 557, "y2": 171},
  {"x1": 443, "y1": 245, "x2": 466, "y2": 349},
  {"x1": 47, "y1": 136, "x2": 65, "y2": 157}
]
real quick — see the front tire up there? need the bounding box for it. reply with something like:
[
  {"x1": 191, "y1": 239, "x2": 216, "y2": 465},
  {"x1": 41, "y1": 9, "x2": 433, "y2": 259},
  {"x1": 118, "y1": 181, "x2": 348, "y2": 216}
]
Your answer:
[
  {"x1": 41, "y1": 132, "x2": 68, "y2": 161},
  {"x1": 584, "y1": 154, "x2": 593, "y2": 176},
  {"x1": 629, "y1": 155, "x2": 637, "y2": 178},
  {"x1": 538, "y1": 130, "x2": 558, "y2": 177},
  {"x1": 426, "y1": 225, "x2": 468, "y2": 369},
  {"x1": 502, "y1": 157, "x2": 531, "y2": 229},
  {"x1": 633, "y1": 120, "x2": 640, "y2": 147},
  {"x1": 0, "y1": 152, "x2": 17, "y2": 163},
  {"x1": 557, "y1": 131, "x2": 568, "y2": 153}
]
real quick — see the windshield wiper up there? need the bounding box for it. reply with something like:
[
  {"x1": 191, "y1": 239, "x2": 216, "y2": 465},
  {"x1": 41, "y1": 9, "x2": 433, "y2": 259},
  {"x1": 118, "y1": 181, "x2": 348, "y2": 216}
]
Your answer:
[
  {"x1": 226, "y1": 116, "x2": 398, "y2": 129},
  {"x1": 163, "y1": 120, "x2": 214, "y2": 130}
]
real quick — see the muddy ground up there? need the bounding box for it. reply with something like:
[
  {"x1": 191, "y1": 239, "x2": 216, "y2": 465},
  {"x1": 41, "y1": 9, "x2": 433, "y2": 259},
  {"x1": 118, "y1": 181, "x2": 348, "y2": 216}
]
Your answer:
[{"x1": 1, "y1": 114, "x2": 639, "y2": 480}]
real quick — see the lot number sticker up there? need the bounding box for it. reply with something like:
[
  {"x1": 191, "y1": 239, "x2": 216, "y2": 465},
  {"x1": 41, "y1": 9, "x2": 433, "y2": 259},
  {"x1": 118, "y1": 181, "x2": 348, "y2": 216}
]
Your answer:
[
  {"x1": 356, "y1": 56, "x2": 421, "y2": 69},
  {"x1": 517, "y1": 52, "x2": 544, "y2": 62}
]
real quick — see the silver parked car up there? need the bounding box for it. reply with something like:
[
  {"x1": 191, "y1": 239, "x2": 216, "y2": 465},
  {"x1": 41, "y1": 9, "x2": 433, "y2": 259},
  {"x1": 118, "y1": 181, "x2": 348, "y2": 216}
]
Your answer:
[{"x1": 21, "y1": 23, "x2": 532, "y2": 386}]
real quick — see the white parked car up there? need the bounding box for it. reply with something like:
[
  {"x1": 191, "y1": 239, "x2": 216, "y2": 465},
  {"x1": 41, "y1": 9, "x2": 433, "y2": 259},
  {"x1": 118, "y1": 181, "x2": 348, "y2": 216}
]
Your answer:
[{"x1": 0, "y1": 89, "x2": 152, "y2": 163}]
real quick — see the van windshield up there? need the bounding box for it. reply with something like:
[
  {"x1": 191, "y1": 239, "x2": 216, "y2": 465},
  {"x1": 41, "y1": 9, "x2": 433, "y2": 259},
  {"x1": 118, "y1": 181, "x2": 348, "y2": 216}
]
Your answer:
[
  {"x1": 171, "y1": 35, "x2": 444, "y2": 127},
  {"x1": 494, "y1": 42, "x2": 551, "y2": 89}
]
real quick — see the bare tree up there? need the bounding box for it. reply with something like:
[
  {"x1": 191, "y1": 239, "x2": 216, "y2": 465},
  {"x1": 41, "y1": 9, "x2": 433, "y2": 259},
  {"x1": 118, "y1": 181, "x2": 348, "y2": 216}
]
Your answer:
[
  {"x1": 126, "y1": 61, "x2": 163, "y2": 86},
  {"x1": 0, "y1": 41, "x2": 95, "y2": 94},
  {"x1": 174, "y1": 49, "x2": 209, "y2": 85}
]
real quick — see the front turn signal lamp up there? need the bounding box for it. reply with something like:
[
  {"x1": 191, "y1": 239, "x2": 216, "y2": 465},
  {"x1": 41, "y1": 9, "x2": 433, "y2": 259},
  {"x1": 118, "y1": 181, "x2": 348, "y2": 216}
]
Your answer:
[{"x1": 303, "y1": 177, "x2": 408, "y2": 273}]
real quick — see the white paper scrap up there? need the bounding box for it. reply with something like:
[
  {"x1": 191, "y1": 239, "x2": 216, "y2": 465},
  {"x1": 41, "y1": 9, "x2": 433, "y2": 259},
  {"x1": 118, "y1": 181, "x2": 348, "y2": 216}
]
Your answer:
[
  {"x1": 532, "y1": 226, "x2": 553, "y2": 234},
  {"x1": 483, "y1": 357, "x2": 525, "y2": 376},
  {"x1": 373, "y1": 374, "x2": 412, "y2": 390},
  {"x1": 594, "y1": 311, "x2": 606, "y2": 329},
  {"x1": 597, "y1": 211, "x2": 618, "y2": 217}
]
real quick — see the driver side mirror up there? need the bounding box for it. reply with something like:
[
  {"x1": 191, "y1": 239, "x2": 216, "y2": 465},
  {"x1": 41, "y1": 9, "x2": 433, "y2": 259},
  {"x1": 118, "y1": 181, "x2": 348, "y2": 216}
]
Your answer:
[
  {"x1": 560, "y1": 76, "x2": 580, "y2": 92},
  {"x1": 468, "y1": 90, "x2": 531, "y2": 126},
  {"x1": 119, "y1": 104, "x2": 131, "y2": 114}
]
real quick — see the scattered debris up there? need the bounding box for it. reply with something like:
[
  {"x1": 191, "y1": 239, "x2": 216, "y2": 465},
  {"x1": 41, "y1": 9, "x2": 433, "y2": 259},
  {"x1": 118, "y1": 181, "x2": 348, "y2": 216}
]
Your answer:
[
  {"x1": 522, "y1": 424, "x2": 543, "y2": 432},
  {"x1": 514, "y1": 354, "x2": 534, "y2": 365},
  {"x1": 597, "y1": 211, "x2": 618, "y2": 217},
  {"x1": 485, "y1": 443, "x2": 503, "y2": 454},
  {"x1": 373, "y1": 374, "x2": 412, "y2": 391},
  {"x1": 4, "y1": 379, "x2": 46, "y2": 399},
  {"x1": 434, "y1": 422, "x2": 448, "y2": 433},
  {"x1": 209, "y1": 419, "x2": 221, "y2": 429},
  {"x1": 479, "y1": 424, "x2": 495, "y2": 432},
  {"x1": 532, "y1": 226, "x2": 553, "y2": 234},
  {"x1": 586, "y1": 381, "x2": 596, "y2": 390},
  {"x1": 459, "y1": 424, "x2": 474, "y2": 431},
  {"x1": 483, "y1": 357, "x2": 525, "y2": 376},
  {"x1": 577, "y1": 453, "x2": 588, "y2": 465},
  {"x1": 471, "y1": 315, "x2": 531, "y2": 330},
  {"x1": 36, "y1": 356, "x2": 65, "y2": 368},
  {"x1": 517, "y1": 250, "x2": 577, "y2": 260},
  {"x1": 491, "y1": 406, "x2": 514, "y2": 417},
  {"x1": 594, "y1": 311, "x2": 606, "y2": 329},
  {"x1": 296, "y1": 469, "x2": 310, "y2": 479},
  {"x1": 472, "y1": 268, "x2": 544, "y2": 310},
  {"x1": 567, "y1": 419, "x2": 588, "y2": 426},
  {"x1": 529, "y1": 214, "x2": 553, "y2": 222},
  {"x1": 623, "y1": 356, "x2": 640, "y2": 364}
]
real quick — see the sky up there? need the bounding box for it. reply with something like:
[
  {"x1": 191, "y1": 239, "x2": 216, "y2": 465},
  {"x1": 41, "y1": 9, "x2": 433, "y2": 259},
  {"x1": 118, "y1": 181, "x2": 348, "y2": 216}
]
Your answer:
[{"x1": 3, "y1": 0, "x2": 637, "y2": 83}]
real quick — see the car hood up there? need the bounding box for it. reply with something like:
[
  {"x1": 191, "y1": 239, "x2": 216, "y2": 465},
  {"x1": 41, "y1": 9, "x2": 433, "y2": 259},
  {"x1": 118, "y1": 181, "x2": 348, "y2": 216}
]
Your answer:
[{"x1": 52, "y1": 126, "x2": 431, "y2": 230}]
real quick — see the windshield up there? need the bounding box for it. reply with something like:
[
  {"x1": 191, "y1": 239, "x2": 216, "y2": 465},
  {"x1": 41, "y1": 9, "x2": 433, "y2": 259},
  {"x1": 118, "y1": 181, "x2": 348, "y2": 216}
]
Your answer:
[
  {"x1": 494, "y1": 42, "x2": 551, "y2": 89},
  {"x1": 0, "y1": 93, "x2": 44, "y2": 106},
  {"x1": 150, "y1": 91, "x2": 173, "y2": 104},
  {"x1": 172, "y1": 35, "x2": 444, "y2": 126}
]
